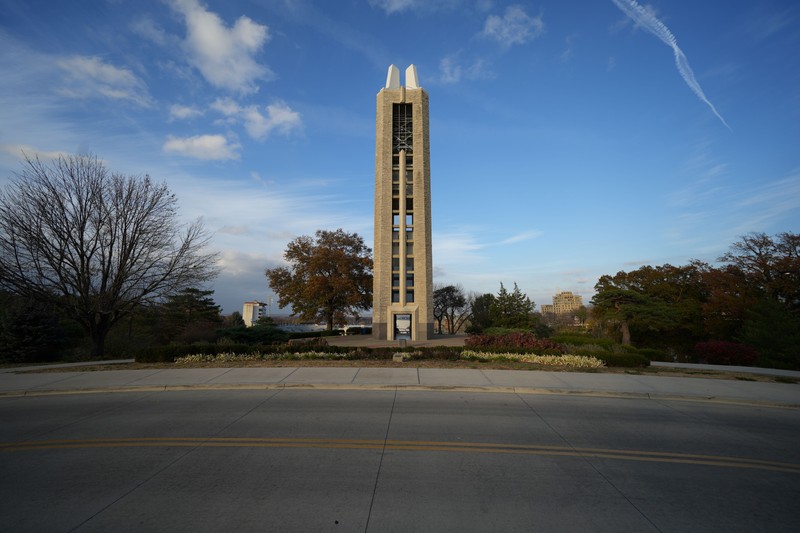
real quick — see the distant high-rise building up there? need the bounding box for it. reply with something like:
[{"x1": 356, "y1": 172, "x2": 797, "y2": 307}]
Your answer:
[
  {"x1": 242, "y1": 301, "x2": 268, "y2": 327},
  {"x1": 372, "y1": 64, "x2": 434, "y2": 340},
  {"x1": 541, "y1": 291, "x2": 583, "y2": 316}
]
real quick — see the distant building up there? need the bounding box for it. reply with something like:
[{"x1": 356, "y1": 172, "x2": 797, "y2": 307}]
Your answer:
[
  {"x1": 242, "y1": 301, "x2": 268, "y2": 327},
  {"x1": 541, "y1": 291, "x2": 583, "y2": 316}
]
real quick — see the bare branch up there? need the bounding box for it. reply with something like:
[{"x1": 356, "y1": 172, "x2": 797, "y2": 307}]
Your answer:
[{"x1": 0, "y1": 153, "x2": 218, "y2": 356}]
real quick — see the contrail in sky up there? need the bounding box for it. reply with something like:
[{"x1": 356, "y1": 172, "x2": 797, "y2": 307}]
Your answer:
[{"x1": 611, "y1": 0, "x2": 730, "y2": 129}]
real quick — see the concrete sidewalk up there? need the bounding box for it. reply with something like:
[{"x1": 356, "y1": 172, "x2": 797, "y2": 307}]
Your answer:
[{"x1": 0, "y1": 365, "x2": 798, "y2": 408}]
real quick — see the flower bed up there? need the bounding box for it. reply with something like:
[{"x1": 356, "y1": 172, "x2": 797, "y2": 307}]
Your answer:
[
  {"x1": 461, "y1": 351, "x2": 605, "y2": 369},
  {"x1": 173, "y1": 350, "x2": 605, "y2": 369}
]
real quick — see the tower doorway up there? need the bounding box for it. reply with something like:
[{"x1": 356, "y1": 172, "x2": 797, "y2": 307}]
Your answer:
[{"x1": 394, "y1": 314, "x2": 412, "y2": 340}]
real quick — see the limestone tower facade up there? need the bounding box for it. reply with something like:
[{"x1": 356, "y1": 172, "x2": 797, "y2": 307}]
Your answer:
[{"x1": 373, "y1": 64, "x2": 434, "y2": 340}]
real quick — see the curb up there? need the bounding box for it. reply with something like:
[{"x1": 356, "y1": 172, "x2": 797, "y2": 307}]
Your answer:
[{"x1": 1, "y1": 382, "x2": 797, "y2": 409}]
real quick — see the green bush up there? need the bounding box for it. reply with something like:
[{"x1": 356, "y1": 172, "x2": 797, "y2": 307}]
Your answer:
[
  {"x1": 216, "y1": 325, "x2": 289, "y2": 344},
  {"x1": 591, "y1": 352, "x2": 650, "y2": 368},
  {"x1": 563, "y1": 343, "x2": 608, "y2": 355},
  {"x1": 405, "y1": 348, "x2": 463, "y2": 361},
  {"x1": 344, "y1": 326, "x2": 372, "y2": 335},
  {"x1": 288, "y1": 329, "x2": 343, "y2": 340},
  {"x1": 634, "y1": 348, "x2": 671, "y2": 361},
  {"x1": 0, "y1": 294, "x2": 81, "y2": 363},
  {"x1": 135, "y1": 343, "x2": 295, "y2": 363},
  {"x1": 552, "y1": 334, "x2": 615, "y2": 350}
]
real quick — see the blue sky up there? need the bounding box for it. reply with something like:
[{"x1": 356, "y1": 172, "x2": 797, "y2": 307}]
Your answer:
[{"x1": 1, "y1": 0, "x2": 798, "y2": 315}]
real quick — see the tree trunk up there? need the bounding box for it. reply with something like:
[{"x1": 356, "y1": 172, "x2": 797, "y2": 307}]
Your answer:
[
  {"x1": 90, "y1": 326, "x2": 108, "y2": 359},
  {"x1": 620, "y1": 321, "x2": 631, "y2": 345}
]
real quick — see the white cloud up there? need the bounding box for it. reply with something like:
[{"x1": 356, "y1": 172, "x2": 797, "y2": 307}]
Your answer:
[
  {"x1": 211, "y1": 97, "x2": 242, "y2": 116},
  {"x1": 0, "y1": 144, "x2": 71, "y2": 161},
  {"x1": 163, "y1": 134, "x2": 240, "y2": 160},
  {"x1": 249, "y1": 102, "x2": 302, "y2": 138},
  {"x1": 169, "y1": 0, "x2": 272, "y2": 94},
  {"x1": 610, "y1": 0, "x2": 730, "y2": 129},
  {"x1": 438, "y1": 55, "x2": 492, "y2": 84},
  {"x1": 169, "y1": 104, "x2": 204, "y2": 121},
  {"x1": 481, "y1": 5, "x2": 545, "y2": 47},
  {"x1": 211, "y1": 98, "x2": 302, "y2": 140},
  {"x1": 369, "y1": 0, "x2": 462, "y2": 14},
  {"x1": 433, "y1": 231, "x2": 487, "y2": 264},
  {"x1": 56, "y1": 56, "x2": 152, "y2": 107},
  {"x1": 131, "y1": 16, "x2": 170, "y2": 46},
  {"x1": 560, "y1": 34, "x2": 577, "y2": 63},
  {"x1": 369, "y1": 0, "x2": 417, "y2": 13},
  {"x1": 734, "y1": 173, "x2": 800, "y2": 230},
  {"x1": 498, "y1": 230, "x2": 544, "y2": 245}
]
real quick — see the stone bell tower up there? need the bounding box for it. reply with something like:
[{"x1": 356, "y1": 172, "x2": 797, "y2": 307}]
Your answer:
[{"x1": 373, "y1": 64, "x2": 433, "y2": 341}]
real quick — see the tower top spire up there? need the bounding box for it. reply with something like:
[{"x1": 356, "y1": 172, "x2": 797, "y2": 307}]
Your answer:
[
  {"x1": 384, "y1": 64, "x2": 420, "y2": 89},
  {"x1": 405, "y1": 65, "x2": 419, "y2": 88}
]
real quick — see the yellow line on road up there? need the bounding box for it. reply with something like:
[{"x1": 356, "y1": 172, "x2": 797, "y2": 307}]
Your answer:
[{"x1": 2, "y1": 437, "x2": 799, "y2": 474}]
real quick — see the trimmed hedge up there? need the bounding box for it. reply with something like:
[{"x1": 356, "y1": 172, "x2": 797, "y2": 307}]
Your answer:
[
  {"x1": 590, "y1": 352, "x2": 650, "y2": 368},
  {"x1": 634, "y1": 348, "x2": 671, "y2": 362},
  {"x1": 552, "y1": 334, "x2": 615, "y2": 350},
  {"x1": 287, "y1": 329, "x2": 343, "y2": 339},
  {"x1": 345, "y1": 327, "x2": 373, "y2": 335}
]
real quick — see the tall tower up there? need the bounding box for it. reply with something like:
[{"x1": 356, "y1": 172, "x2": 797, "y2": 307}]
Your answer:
[{"x1": 373, "y1": 64, "x2": 434, "y2": 341}]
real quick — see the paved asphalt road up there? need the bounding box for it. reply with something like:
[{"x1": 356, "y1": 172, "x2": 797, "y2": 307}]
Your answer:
[{"x1": 1, "y1": 373, "x2": 799, "y2": 532}]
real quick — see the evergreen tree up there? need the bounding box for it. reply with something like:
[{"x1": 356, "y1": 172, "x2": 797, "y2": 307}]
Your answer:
[{"x1": 489, "y1": 283, "x2": 536, "y2": 329}]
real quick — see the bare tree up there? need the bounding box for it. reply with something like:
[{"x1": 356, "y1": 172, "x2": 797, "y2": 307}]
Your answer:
[
  {"x1": 0, "y1": 154, "x2": 218, "y2": 357},
  {"x1": 433, "y1": 284, "x2": 472, "y2": 334}
]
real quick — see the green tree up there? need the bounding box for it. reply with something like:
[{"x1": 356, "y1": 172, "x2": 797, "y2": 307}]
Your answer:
[
  {"x1": 218, "y1": 316, "x2": 289, "y2": 345},
  {"x1": 0, "y1": 154, "x2": 218, "y2": 357},
  {"x1": 223, "y1": 311, "x2": 246, "y2": 328},
  {"x1": 0, "y1": 292, "x2": 79, "y2": 363},
  {"x1": 265, "y1": 229, "x2": 372, "y2": 331},
  {"x1": 738, "y1": 298, "x2": 800, "y2": 369},
  {"x1": 489, "y1": 283, "x2": 536, "y2": 329},
  {"x1": 591, "y1": 273, "x2": 679, "y2": 345},
  {"x1": 467, "y1": 293, "x2": 495, "y2": 333},
  {"x1": 160, "y1": 288, "x2": 222, "y2": 343}
]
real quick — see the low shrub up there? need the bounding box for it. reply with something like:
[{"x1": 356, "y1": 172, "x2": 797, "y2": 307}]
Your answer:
[
  {"x1": 287, "y1": 329, "x2": 343, "y2": 340},
  {"x1": 405, "y1": 348, "x2": 462, "y2": 361},
  {"x1": 287, "y1": 337, "x2": 329, "y2": 347},
  {"x1": 344, "y1": 327, "x2": 372, "y2": 335},
  {"x1": 552, "y1": 334, "x2": 614, "y2": 350},
  {"x1": 583, "y1": 351, "x2": 650, "y2": 368},
  {"x1": 562, "y1": 343, "x2": 608, "y2": 355},
  {"x1": 135, "y1": 343, "x2": 253, "y2": 363},
  {"x1": 634, "y1": 348, "x2": 671, "y2": 362},
  {"x1": 694, "y1": 341, "x2": 759, "y2": 366},
  {"x1": 216, "y1": 325, "x2": 289, "y2": 344},
  {"x1": 465, "y1": 332, "x2": 565, "y2": 353}
]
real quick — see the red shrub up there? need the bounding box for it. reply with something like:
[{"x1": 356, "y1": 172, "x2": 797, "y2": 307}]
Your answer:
[
  {"x1": 693, "y1": 341, "x2": 759, "y2": 366},
  {"x1": 465, "y1": 332, "x2": 565, "y2": 353}
]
